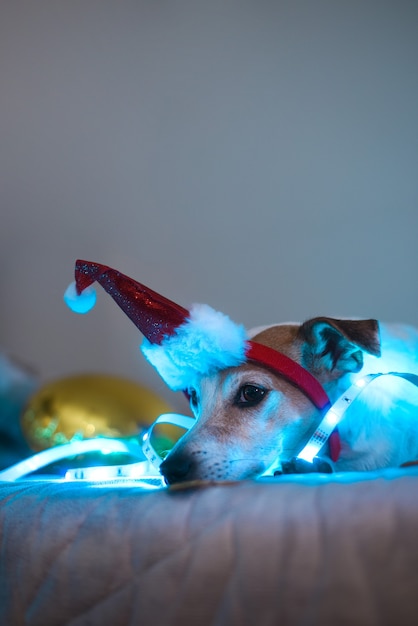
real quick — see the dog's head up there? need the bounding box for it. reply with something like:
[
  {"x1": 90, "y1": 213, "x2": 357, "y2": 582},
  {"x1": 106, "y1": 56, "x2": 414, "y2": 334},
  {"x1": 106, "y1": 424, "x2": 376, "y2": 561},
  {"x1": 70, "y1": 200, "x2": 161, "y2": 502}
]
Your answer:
[
  {"x1": 65, "y1": 261, "x2": 380, "y2": 484},
  {"x1": 160, "y1": 318, "x2": 380, "y2": 484}
]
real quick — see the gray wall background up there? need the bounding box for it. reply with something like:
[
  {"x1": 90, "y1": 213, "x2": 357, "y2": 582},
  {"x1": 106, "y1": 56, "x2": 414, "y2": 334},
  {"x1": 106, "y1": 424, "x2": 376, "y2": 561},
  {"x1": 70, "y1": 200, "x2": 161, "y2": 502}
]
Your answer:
[{"x1": 1, "y1": 1, "x2": 417, "y2": 410}]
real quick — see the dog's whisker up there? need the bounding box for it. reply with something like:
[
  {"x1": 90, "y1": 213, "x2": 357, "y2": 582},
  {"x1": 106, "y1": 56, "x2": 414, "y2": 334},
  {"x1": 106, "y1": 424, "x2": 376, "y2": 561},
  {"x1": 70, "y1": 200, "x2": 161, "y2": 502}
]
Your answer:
[{"x1": 229, "y1": 458, "x2": 259, "y2": 464}]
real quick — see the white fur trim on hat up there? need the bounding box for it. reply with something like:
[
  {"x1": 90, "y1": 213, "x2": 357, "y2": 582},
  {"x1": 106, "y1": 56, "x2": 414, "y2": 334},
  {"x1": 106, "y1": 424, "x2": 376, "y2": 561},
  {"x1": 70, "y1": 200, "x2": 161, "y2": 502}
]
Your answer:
[{"x1": 141, "y1": 303, "x2": 248, "y2": 390}]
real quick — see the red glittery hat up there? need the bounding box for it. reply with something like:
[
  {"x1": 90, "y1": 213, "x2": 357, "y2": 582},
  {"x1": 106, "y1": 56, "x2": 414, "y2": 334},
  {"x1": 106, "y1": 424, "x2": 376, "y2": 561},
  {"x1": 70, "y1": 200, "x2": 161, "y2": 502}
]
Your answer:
[
  {"x1": 64, "y1": 259, "x2": 330, "y2": 412},
  {"x1": 64, "y1": 260, "x2": 249, "y2": 390}
]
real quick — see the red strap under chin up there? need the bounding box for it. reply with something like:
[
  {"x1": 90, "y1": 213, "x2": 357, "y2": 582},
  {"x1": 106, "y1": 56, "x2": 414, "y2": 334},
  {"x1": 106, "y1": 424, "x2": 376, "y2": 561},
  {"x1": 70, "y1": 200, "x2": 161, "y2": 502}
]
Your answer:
[
  {"x1": 246, "y1": 341, "x2": 331, "y2": 411},
  {"x1": 329, "y1": 429, "x2": 342, "y2": 462}
]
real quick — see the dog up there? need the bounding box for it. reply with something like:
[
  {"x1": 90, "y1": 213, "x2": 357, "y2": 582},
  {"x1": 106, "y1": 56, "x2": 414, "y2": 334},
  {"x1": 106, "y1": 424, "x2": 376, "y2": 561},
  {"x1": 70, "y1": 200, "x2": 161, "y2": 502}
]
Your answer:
[
  {"x1": 159, "y1": 318, "x2": 418, "y2": 484},
  {"x1": 64, "y1": 261, "x2": 418, "y2": 485}
]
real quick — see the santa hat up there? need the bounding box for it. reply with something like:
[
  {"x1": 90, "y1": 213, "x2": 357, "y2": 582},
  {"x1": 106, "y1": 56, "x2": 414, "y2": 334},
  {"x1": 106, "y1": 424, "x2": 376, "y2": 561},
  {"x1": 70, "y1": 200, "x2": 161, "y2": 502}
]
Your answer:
[{"x1": 64, "y1": 260, "x2": 330, "y2": 410}]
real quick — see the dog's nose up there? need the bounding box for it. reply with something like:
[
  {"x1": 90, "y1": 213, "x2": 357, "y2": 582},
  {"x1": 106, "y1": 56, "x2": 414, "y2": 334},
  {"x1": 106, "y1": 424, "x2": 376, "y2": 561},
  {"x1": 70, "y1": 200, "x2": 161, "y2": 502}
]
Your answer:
[{"x1": 160, "y1": 452, "x2": 195, "y2": 485}]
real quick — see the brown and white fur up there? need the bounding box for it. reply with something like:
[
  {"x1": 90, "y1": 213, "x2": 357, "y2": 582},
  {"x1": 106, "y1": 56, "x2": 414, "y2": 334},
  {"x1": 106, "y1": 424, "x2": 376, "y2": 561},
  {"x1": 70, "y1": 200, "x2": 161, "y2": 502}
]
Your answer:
[{"x1": 160, "y1": 318, "x2": 418, "y2": 484}]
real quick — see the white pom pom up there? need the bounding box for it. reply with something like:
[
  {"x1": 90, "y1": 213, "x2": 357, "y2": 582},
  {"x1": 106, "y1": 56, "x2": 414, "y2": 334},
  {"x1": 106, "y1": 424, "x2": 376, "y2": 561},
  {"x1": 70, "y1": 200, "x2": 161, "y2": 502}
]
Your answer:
[{"x1": 63, "y1": 281, "x2": 96, "y2": 314}]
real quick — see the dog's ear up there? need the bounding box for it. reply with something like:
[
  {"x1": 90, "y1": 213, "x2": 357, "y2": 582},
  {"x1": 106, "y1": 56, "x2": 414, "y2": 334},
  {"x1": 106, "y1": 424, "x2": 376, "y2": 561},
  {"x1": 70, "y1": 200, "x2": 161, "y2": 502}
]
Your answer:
[{"x1": 299, "y1": 317, "x2": 381, "y2": 375}]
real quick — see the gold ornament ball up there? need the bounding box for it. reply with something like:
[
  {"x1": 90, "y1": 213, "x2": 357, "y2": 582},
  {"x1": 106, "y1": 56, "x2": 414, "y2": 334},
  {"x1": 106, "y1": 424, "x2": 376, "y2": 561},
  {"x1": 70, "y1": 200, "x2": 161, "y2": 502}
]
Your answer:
[{"x1": 21, "y1": 374, "x2": 177, "y2": 451}]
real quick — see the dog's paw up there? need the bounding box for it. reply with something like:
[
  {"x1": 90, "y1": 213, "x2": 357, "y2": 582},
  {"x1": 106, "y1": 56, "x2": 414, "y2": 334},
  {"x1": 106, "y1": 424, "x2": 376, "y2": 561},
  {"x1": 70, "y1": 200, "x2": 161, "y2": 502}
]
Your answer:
[{"x1": 275, "y1": 457, "x2": 334, "y2": 475}]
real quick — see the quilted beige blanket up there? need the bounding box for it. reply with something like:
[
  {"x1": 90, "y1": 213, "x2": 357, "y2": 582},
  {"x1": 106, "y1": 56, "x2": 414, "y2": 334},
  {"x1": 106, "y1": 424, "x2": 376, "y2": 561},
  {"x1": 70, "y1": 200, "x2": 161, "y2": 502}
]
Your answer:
[{"x1": 1, "y1": 470, "x2": 418, "y2": 625}]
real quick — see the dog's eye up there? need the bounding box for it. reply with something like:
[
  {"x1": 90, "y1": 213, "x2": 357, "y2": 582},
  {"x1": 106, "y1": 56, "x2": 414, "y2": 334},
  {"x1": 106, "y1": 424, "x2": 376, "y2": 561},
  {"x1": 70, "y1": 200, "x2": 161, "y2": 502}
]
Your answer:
[
  {"x1": 236, "y1": 384, "x2": 267, "y2": 407},
  {"x1": 189, "y1": 389, "x2": 199, "y2": 409}
]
